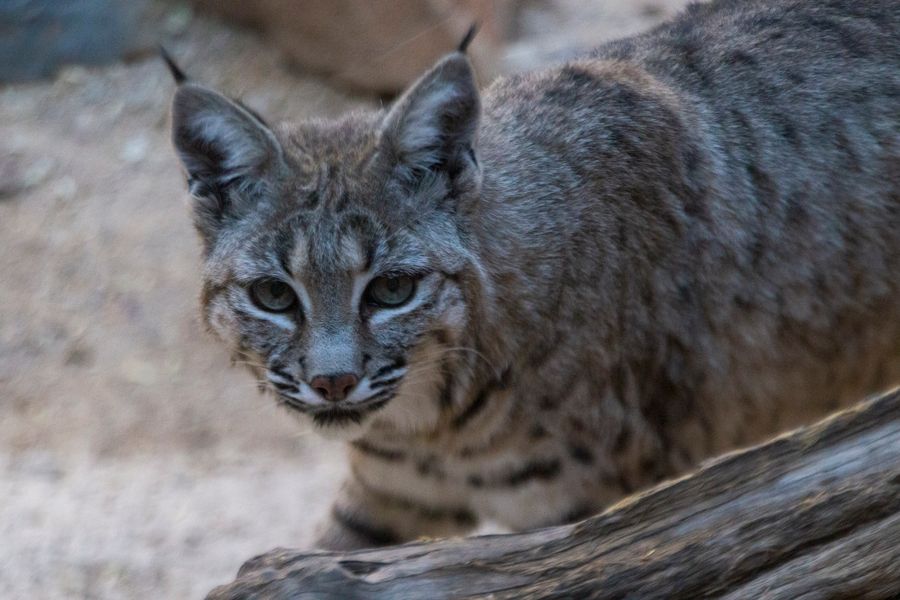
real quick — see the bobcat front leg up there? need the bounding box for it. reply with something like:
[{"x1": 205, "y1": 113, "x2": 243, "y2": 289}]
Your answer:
[{"x1": 315, "y1": 477, "x2": 478, "y2": 551}]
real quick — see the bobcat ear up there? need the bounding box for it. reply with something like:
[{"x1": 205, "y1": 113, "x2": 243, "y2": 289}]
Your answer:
[
  {"x1": 380, "y1": 52, "x2": 480, "y2": 185},
  {"x1": 170, "y1": 84, "x2": 282, "y2": 241}
]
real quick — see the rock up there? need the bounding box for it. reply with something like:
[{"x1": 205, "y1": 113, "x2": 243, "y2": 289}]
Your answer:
[
  {"x1": 121, "y1": 135, "x2": 151, "y2": 164},
  {"x1": 0, "y1": 0, "x2": 154, "y2": 82},
  {"x1": 0, "y1": 155, "x2": 25, "y2": 200},
  {"x1": 163, "y1": 3, "x2": 195, "y2": 37},
  {"x1": 121, "y1": 357, "x2": 159, "y2": 386},
  {"x1": 22, "y1": 157, "x2": 56, "y2": 188},
  {"x1": 192, "y1": 0, "x2": 519, "y2": 94},
  {"x1": 0, "y1": 154, "x2": 56, "y2": 200},
  {"x1": 10, "y1": 450, "x2": 65, "y2": 481},
  {"x1": 49, "y1": 176, "x2": 79, "y2": 202}
]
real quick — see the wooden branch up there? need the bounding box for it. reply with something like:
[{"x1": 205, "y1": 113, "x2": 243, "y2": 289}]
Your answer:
[{"x1": 208, "y1": 390, "x2": 900, "y2": 599}]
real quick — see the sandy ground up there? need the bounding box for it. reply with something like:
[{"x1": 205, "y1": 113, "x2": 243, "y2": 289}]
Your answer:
[{"x1": 0, "y1": 2, "x2": 688, "y2": 598}]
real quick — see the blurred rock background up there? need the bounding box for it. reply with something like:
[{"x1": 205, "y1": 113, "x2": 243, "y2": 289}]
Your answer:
[{"x1": 0, "y1": 1, "x2": 690, "y2": 597}]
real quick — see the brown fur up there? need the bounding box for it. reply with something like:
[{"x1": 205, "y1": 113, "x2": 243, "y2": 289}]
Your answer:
[{"x1": 170, "y1": 0, "x2": 900, "y2": 549}]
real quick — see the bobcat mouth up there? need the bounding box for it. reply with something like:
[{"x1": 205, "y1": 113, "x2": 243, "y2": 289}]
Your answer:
[
  {"x1": 309, "y1": 395, "x2": 393, "y2": 427},
  {"x1": 277, "y1": 390, "x2": 394, "y2": 426}
]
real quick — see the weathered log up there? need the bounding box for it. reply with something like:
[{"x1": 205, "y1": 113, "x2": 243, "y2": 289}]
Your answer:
[{"x1": 208, "y1": 389, "x2": 900, "y2": 599}]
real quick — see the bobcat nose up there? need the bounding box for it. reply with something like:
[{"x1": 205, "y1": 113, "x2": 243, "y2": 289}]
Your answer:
[{"x1": 309, "y1": 373, "x2": 359, "y2": 402}]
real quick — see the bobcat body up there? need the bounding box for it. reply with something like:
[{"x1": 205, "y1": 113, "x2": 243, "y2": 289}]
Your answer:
[{"x1": 169, "y1": 0, "x2": 900, "y2": 549}]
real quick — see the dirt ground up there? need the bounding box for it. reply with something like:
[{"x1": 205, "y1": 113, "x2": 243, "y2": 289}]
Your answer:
[{"x1": 0, "y1": 2, "x2": 688, "y2": 598}]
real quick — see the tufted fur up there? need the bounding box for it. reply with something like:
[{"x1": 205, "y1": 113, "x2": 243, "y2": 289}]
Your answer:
[{"x1": 170, "y1": 0, "x2": 900, "y2": 549}]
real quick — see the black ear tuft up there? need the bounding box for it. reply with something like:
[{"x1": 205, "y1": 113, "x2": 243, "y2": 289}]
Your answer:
[
  {"x1": 159, "y1": 45, "x2": 188, "y2": 84},
  {"x1": 457, "y1": 23, "x2": 478, "y2": 54}
]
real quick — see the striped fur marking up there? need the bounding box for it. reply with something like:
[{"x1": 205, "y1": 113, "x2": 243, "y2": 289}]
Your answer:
[
  {"x1": 451, "y1": 366, "x2": 512, "y2": 429},
  {"x1": 331, "y1": 507, "x2": 400, "y2": 547},
  {"x1": 467, "y1": 458, "x2": 562, "y2": 488},
  {"x1": 351, "y1": 439, "x2": 406, "y2": 462}
]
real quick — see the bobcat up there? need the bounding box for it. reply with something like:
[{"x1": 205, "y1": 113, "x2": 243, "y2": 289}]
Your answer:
[{"x1": 168, "y1": 0, "x2": 900, "y2": 550}]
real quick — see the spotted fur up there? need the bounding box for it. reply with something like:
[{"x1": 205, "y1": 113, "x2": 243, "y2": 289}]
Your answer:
[{"x1": 170, "y1": 0, "x2": 900, "y2": 549}]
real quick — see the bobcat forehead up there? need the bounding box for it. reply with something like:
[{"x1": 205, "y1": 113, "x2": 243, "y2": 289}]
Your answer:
[
  {"x1": 291, "y1": 215, "x2": 373, "y2": 278},
  {"x1": 281, "y1": 114, "x2": 382, "y2": 170}
]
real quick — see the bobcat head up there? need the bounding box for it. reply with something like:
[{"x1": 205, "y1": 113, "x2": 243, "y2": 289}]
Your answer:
[{"x1": 170, "y1": 49, "x2": 484, "y2": 439}]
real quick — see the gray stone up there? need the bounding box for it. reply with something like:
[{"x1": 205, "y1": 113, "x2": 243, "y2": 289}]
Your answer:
[{"x1": 0, "y1": 0, "x2": 152, "y2": 82}]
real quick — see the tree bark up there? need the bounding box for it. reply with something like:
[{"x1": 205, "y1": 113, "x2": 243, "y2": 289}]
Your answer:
[{"x1": 208, "y1": 389, "x2": 900, "y2": 599}]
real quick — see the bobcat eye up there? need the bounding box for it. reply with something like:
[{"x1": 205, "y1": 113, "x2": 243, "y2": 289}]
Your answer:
[
  {"x1": 249, "y1": 279, "x2": 297, "y2": 313},
  {"x1": 365, "y1": 275, "x2": 416, "y2": 308}
]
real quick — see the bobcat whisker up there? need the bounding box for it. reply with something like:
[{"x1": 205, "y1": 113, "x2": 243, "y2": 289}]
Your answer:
[{"x1": 399, "y1": 346, "x2": 497, "y2": 379}]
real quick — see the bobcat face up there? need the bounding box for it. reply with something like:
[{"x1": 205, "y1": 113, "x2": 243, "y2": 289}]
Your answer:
[{"x1": 171, "y1": 52, "x2": 482, "y2": 438}]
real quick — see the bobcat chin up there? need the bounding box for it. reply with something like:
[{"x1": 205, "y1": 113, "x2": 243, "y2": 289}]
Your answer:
[{"x1": 169, "y1": 0, "x2": 900, "y2": 550}]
